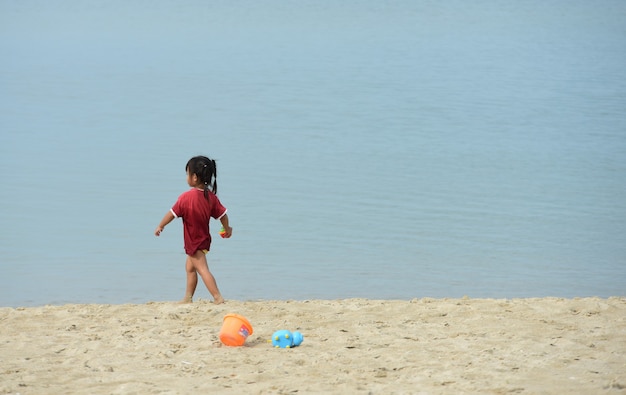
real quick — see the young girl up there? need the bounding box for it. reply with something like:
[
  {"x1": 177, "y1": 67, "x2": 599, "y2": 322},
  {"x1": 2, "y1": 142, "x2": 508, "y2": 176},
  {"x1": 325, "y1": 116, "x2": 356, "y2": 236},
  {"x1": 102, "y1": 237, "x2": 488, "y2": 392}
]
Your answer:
[{"x1": 154, "y1": 155, "x2": 232, "y2": 304}]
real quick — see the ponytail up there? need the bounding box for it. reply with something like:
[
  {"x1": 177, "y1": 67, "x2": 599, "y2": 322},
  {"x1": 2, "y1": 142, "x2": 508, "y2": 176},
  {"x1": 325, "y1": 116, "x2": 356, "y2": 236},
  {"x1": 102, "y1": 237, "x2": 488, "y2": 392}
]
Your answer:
[{"x1": 211, "y1": 159, "x2": 218, "y2": 195}]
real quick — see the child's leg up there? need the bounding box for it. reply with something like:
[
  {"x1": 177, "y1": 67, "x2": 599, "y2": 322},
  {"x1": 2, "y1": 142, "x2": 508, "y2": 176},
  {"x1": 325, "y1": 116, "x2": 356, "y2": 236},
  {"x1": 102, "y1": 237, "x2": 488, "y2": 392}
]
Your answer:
[
  {"x1": 181, "y1": 255, "x2": 198, "y2": 303},
  {"x1": 189, "y1": 250, "x2": 224, "y2": 304}
]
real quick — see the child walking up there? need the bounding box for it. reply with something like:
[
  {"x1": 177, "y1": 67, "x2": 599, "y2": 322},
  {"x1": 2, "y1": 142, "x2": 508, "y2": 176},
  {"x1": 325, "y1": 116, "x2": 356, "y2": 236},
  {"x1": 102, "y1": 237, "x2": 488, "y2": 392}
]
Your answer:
[{"x1": 155, "y1": 155, "x2": 232, "y2": 304}]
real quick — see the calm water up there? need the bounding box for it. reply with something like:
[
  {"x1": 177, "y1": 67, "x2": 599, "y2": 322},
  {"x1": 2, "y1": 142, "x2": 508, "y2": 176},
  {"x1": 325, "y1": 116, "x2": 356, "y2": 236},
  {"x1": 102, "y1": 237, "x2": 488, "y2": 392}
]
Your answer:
[{"x1": 1, "y1": 1, "x2": 625, "y2": 307}]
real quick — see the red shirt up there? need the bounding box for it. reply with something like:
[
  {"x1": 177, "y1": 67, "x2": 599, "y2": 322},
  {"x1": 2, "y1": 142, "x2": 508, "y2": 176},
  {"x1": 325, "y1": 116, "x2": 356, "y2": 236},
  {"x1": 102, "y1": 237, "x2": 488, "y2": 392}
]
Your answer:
[{"x1": 171, "y1": 188, "x2": 227, "y2": 255}]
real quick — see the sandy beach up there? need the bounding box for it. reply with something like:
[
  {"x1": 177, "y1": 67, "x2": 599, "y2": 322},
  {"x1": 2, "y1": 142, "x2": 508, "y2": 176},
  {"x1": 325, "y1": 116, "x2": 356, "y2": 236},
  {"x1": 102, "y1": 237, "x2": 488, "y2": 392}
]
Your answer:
[{"x1": 1, "y1": 297, "x2": 625, "y2": 394}]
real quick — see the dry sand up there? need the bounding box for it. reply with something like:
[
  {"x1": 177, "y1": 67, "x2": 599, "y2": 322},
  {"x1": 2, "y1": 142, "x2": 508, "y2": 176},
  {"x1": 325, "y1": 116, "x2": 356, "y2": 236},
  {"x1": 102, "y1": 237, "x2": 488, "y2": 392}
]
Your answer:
[{"x1": 1, "y1": 297, "x2": 625, "y2": 394}]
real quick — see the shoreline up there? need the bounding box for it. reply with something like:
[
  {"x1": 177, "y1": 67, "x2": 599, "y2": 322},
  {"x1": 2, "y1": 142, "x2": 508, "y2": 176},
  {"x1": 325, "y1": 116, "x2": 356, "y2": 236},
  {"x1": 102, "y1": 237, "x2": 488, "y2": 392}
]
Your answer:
[{"x1": 2, "y1": 297, "x2": 625, "y2": 394}]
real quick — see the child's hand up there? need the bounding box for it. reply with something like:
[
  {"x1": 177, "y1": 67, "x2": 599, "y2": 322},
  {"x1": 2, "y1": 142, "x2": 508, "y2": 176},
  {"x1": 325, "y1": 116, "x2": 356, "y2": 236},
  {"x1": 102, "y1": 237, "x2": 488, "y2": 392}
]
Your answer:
[
  {"x1": 221, "y1": 226, "x2": 233, "y2": 238},
  {"x1": 155, "y1": 227, "x2": 164, "y2": 236}
]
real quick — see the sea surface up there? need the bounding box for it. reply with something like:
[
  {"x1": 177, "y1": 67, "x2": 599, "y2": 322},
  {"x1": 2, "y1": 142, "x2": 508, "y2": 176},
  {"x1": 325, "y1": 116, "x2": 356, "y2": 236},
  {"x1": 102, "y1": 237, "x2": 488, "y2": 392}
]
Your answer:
[{"x1": 1, "y1": 1, "x2": 625, "y2": 307}]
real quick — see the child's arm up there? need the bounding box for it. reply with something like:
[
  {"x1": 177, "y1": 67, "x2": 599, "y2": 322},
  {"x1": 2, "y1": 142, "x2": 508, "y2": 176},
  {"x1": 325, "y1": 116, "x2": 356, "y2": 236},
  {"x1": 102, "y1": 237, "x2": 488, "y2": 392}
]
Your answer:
[
  {"x1": 155, "y1": 211, "x2": 175, "y2": 236},
  {"x1": 219, "y1": 214, "x2": 233, "y2": 238}
]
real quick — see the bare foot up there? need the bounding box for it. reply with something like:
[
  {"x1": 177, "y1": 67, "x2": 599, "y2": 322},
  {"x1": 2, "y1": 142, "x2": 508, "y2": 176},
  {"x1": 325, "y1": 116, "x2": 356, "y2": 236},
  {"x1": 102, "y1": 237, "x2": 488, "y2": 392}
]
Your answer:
[
  {"x1": 213, "y1": 296, "x2": 225, "y2": 305},
  {"x1": 178, "y1": 295, "x2": 193, "y2": 304}
]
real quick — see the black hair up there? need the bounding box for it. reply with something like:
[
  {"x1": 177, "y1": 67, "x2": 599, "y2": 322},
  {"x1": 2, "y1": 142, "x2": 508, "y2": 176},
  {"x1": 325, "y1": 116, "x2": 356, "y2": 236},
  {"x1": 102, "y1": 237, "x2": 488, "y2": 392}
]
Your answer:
[{"x1": 186, "y1": 155, "x2": 217, "y2": 200}]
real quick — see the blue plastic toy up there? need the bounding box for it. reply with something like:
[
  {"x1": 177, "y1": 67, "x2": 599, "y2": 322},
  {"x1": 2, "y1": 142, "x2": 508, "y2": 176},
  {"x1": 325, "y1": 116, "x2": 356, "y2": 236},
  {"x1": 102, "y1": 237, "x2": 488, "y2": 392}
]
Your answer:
[{"x1": 271, "y1": 329, "x2": 304, "y2": 348}]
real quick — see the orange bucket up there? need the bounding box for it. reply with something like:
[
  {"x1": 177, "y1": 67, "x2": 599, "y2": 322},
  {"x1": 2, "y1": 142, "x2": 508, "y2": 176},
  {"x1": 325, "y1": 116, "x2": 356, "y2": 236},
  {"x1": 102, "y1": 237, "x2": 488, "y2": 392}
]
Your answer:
[{"x1": 219, "y1": 314, "x2": 253, "y2": 346}]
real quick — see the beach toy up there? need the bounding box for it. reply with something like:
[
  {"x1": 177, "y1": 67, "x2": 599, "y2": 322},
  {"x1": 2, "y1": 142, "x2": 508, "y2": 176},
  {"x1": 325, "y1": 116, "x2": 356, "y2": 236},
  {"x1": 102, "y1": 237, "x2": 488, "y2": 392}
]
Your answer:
[
  {"x1": 219, "y1": 314, "x2": 253, "y2": 346},
  {"x1": 219, "y1": 226, "x2": 226, "y2": 238},
  {"x1": 271, "y1": 329, "x2": 304, "y2": 348}
]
